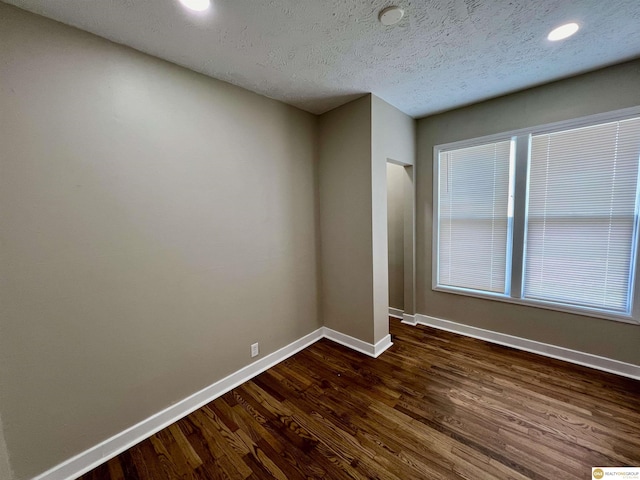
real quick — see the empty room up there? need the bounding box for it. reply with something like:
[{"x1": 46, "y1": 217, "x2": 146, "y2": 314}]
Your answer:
[{"x1": 1, "y1": 1, "x2": 640, "y2": 479}]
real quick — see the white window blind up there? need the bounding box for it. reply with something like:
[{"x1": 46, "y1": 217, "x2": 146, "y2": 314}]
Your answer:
[
  {"x1": 525, "y1": 118, "x2": 640, "y2": 312},
  {"x1": 438, "y1": 141, "x2": 512, "y2": 293}
]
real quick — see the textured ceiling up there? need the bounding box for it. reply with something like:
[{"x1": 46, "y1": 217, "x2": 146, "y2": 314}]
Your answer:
[{"x1": 4, "y1": 0, "x2": 640, "y2": 117}]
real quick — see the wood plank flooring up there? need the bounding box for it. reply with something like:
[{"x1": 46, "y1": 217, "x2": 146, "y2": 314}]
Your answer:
[{"x1": 80, "y1": 320, "x2": 640, "y2": 479}]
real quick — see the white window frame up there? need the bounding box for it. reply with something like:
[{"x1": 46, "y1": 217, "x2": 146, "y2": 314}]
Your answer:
[{"x1": 432, "y1": 106, "x2": 640, "y2": 325}]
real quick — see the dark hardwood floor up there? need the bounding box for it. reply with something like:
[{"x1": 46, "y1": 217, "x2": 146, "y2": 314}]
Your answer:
[{"x1": 80, "y1": 319, "x2": 640, "y2": 479}]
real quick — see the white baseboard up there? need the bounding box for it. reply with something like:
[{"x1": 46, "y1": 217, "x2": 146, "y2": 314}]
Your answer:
[
  {"x1": 387, "y1": 307, "x2": 417, "y2": 326},
  {"x1": 401, "y1": 313, "x2": 417, "y2": 325},
  {"x1": 33, "y1": 325, "x2": 395, "y2": 480},
  {"x1": 415, "y1": 314, "x2": 640, "y2": 381},
  {"x1": 33, "y1": 328, "x2": 324, "y2": 480},
  {"x1": 323, "y1": 327, "x2": 393, "y2": 358}
]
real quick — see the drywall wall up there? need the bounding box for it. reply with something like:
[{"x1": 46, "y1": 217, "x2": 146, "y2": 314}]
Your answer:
[
  {"x1": 0, "y1": 4, "x2": 319, "y2": 479},
  {"x1": 371, "y1": 96, "x2": 416, "y2": 167},
  {"x1": 387, "y1": 163, "x2": 405, "y2": 311},
  {"x1": 372, "y1": 96, "x2": 416, "y2": 322},
  {"x1": 0, "y1": 415, "x2": 12, "y2": 480},
  {"x1": 318, "y1": 96, "x2": 375, "y2": 342},
  {"x1": 318, "y1": 95, "x2": 414, "y2": 344},
  {"x1": 401, "y1": 166, "x2": 416, "y2": 316},
  {"x1": 417, "y1": 59, "x2": 640, "y2": 365}
]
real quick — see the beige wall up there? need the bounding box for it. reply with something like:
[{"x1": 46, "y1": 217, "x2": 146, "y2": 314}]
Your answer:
[
  {"x1": 371, "y1": 96, "x2": 416, "y2": 167},
  {"x1": 387, "y1": 163, "x2": 405, "y2": 310},
  {"x1": 318, "y1": 96, "x2": 375, "y2": 342},
  {"x1": 401, "y1": 166, "x2": 416, "y2": 316},
  {"x1": 0, "y1": 416, "x2": 12, "y2": 480},
  {"x1": 0, "y1": 4, "x2": 319, "y2": 479},
  {"x1": 372, "y1": 96, "x2": 416, "y2": 322},
  {"x1": 318, "y1": 95, "x2": 414, "y2": 343},
  {"x1": 417, "y1": 59, "x2": 640, "y2": 365}
]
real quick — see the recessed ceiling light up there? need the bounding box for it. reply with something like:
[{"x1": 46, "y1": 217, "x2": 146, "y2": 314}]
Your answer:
[
  {"x1": 178, "y1": 0, "x2": 210, "y2": 12},
  {"x1": 379, "y1": 6, "x2": 404, "y2": 26},
  {"x1": 547, "y1": 22, "x2": 579, "y2": 41}
]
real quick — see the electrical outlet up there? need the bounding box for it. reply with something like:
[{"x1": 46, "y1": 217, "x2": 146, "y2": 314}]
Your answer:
[{"x1": 251, "y1": 342, "x2": 259, "y2": 358}]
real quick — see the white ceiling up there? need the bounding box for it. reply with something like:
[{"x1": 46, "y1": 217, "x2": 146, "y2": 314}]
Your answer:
[{"x1": 5, "y1": 0, "x2": 640, "y2": 117}]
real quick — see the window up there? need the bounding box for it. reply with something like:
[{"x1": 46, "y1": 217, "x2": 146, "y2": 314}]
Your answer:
[
  {"x1": 438, "y1": 141, "x2": 513, "y2": 294},
  {"x1": 433, "y1": 108, "x2": 640, "y2": 323}
]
